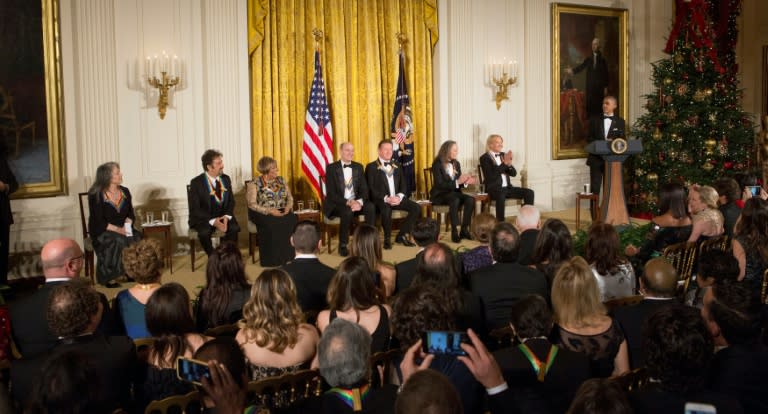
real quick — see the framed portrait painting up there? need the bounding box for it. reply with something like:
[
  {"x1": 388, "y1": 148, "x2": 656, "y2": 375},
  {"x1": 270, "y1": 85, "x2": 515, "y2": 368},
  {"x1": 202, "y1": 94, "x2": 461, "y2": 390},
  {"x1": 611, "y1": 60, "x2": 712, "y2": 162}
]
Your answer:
[
  {"x1": 0, "y1": 0, "x2": 67, "y2": 198},
  {"x1": 551, "y1": 3, "x2": 628, "y2": 160}
]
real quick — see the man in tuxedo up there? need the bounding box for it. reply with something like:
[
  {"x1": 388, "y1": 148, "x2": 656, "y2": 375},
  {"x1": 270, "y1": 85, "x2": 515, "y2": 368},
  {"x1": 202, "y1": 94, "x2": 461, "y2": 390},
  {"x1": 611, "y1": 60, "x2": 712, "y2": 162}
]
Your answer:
[
  {"x1": 365, "y1": 139, "x2": 420, "y2": 249},
  {"x1": 470, "y1": 222, "x2": 547, "y2": 331},
  {"x1": 514, "y1": 205, "x2": 540, "y2": 266},
  {"x1": 394, "y1": 217, "x2": 440, "y2": 294},
  {"x1": 586, "y1": 96, "x2": 625, "y2": 215},
  {"x1": 323, "y1": 142, "x2": 375, "y2": 256},
  {"x1": 9, "y1": 238, "x2": 118, "y2": 358},
  {"x1": 566, "y1": 37, "x2": 609, "y2": 119},
  {"x1": 281, "y1": 221, "x2": 335, "y2": 317},
  {"x1": 703, "y1": 282, "x2": 768, "y2": 412},
  {"x1": 11, "y1": 280, "x2": 137, "y2": 411},
  {"x1": 613, "y1": 257, "x2": 678, "y2": 369},
  {"x1": 188, "y1": 149, "x2": 240, "y2": 255},
  {"x1": 479, "y1": 134, "x2": 534, "y2": 221}
]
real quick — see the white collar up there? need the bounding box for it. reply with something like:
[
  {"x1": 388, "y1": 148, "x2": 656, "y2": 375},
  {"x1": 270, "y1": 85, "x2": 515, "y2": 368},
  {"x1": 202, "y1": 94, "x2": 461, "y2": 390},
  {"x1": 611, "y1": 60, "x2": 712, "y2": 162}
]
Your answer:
[
  {"x1": 295, "y1": 253, "x2": 318, "y2": 259},
  {"x1": 379, "y1": 158, "x2": 391, "y2": 165},
  {"x1": 206, "y1": 173, "x2": 220, "y2": 183},
  {"x1": 46, "y1": 277, "x2": 72, "y2": 283}
]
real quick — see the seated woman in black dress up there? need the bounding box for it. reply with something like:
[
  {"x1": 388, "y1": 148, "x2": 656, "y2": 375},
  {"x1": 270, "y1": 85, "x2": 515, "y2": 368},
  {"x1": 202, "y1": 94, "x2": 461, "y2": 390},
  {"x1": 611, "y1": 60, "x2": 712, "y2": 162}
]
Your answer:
[
  {"x1": 195, "y1": 241, "x2": 251, "y2": 332},
  {"x1": 246, "y1": 156, "x2": 297, "y2": 267},
  {"x1": 430, "y1": 140, "x2": 477, "y2": 242},
  {"x1": 88, "y1": 162, "x2": 141, "y2": 287}
]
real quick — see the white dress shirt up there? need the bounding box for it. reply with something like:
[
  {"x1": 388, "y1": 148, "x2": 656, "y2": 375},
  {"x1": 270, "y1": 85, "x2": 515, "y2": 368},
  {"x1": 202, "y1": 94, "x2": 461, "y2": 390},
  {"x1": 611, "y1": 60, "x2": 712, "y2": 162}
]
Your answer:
[
  {"x1": 341, "y1": 162, "x2": 364, "y2": 205},
  {"x1": 379, "y1": 158, "x2": 403, "y2": 201},
  {"x1": 489, "y1": 151, "x2": 508, "y2": 187}
]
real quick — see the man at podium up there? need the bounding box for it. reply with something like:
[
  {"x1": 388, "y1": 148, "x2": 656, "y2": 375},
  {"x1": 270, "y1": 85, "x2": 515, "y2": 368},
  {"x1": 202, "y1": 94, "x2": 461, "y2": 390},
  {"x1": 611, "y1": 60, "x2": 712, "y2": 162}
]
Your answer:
[{"x1": 586, "y1": 96, "x2": 625, "y2": 219}]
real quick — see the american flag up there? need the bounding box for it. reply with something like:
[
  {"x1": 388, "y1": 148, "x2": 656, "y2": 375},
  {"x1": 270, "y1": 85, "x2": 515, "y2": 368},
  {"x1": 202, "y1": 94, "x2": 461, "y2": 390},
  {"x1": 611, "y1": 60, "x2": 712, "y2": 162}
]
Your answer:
[{"x1": 301, "y1": 50, "x2": 334, "y2": 197}]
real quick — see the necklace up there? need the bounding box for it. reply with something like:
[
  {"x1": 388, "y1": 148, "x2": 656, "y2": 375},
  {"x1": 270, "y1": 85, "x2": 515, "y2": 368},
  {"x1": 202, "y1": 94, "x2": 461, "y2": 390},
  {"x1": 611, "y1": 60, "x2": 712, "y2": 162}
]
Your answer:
[{"x1": 136, "y1": 283, "x2": 160, "y2": 290}]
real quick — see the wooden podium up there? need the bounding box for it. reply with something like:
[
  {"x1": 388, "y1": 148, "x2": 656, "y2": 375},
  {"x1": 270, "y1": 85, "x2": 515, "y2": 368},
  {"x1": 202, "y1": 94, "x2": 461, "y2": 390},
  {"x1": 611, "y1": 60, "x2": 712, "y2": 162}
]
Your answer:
[{"x1": 585, "y1": 139, "x2": 643, "y2": 225}]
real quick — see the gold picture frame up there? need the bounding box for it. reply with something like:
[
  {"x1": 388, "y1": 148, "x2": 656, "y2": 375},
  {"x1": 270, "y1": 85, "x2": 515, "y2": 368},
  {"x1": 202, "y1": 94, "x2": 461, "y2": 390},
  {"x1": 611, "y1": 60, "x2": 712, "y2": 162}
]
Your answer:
[
  {"x1": 1, "y1": 0, "x2": 67, "y2": 198},
  {"x1": 551, "y1": 3, "x2": 628, "y2": 160}
]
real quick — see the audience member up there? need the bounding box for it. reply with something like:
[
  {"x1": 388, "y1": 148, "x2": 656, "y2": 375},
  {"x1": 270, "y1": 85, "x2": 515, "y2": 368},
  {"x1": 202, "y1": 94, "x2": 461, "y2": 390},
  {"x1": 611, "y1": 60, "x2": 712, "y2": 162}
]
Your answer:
[
  {"x1": 322, "y1": 142, "x2": 376, "y2": 257},
  {"x1": 23, "y1": 351, "x2": 105, "y2": 414},
  {"x1": 194, "y1": 337, "x2": 250, "y2": 413},
  {"x1": 566, "y1": 378, "x2": 632, "y2": 414},
  {"x1": 494, "y1": 295, "x2": 590, "y2": 413},
  {"x1": 515, "y1": 205, "x2": 541, "y2": 265},
  {"x1": 551, "y1": 257, "x2": 629, "y2": 377},
  {"x1": 456, "y1": 329, "x2": 514, "y2": 414},
  {"x1": 614, "y1": 257, "x2": 678, "y2": 368},
  {"x1": 10, "y1": 238, "x2": 117, "y2": 357},
  {"x1": 585, "y1": 222, "x2": 636, "y2": 302},
  {"x1": 686, "y1": 249, "x2": 740, "y2": 307},
  {"x1": 280, "y1": 221, "x2": 335, "y2": 317},
  {"x1": 714, "y1": 177, "x2": 742, "y2": 237},
  {"x1": 391, "y1": 282, "x2": 483, "y2": 413},
  {"x1": 430, "y1": 140, "x2": 476, "y2": 242},
  {"x1": 530, "y1": 218, "x2": 573, "y2": 288},
  {"x1": 87, "y1": 161, "x2": 141, "y2": 287},
  {"x1": 687, "y1": 184, "x2": 724, "y2": 242},
  {"x1": 365, "y1": 139, "x2": 420, "y2": 249},
  {"x1": 460, "y1": 213, "x2": 496, "y2": 276},
  {"x1": 470, "y1": 222, "x2": 547, "y2": 331},
  {"x1": 628, "y1": 305, "x2": 743, "y2": 413},
  {"x1": 115, "y1": 238, "x2": 164, "y2": 339},
  {"x1": 236, "y1": 269, "x2": 318, "y2": 380},
  {"x1": 395, "y1": 217, "x2": 440, "y2": 294},
  {"x1": 11, "y1": 280, "x2": 136, "y2": 411},
  {"x1": 395, "y1": 369, "x2": 463, "y2": 414},
  {"x1": 188, "y1": 149, "x2": 240, "y2": 256},
  {"x1": 290, "y1": 319, "x2": 398, "y2": 413},
  {"x1": 317, "y1": 256, "x2": 392, "y2": 353},
  {"x1": 731, "y1": 197, "x2": 768, "y2": 290},
  {"x1": 702, "y1": 283, "x2": 768, "y2": 412},
  {"x1": 479, "y1": 134, "x2": 534, "y2": 221},
  {"x1": 351, "y1": 223, "x2": 396, "y2": 296},
  {"x1": 195, "y1": 241, "x2": 251, "y2": 332},
  {"x1": 246, "y1": 156, "x2": 297, "y2": 266},
  {"x1": 141, "y1": 283, "x2": 211, "y2": 407}
]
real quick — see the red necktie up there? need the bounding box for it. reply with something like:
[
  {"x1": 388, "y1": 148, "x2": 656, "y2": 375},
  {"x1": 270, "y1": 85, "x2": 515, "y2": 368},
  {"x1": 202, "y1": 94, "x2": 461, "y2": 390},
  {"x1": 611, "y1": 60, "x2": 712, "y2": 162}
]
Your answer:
[{"x1": 215, "y1": 179, "x2": 222, "y2": 199}]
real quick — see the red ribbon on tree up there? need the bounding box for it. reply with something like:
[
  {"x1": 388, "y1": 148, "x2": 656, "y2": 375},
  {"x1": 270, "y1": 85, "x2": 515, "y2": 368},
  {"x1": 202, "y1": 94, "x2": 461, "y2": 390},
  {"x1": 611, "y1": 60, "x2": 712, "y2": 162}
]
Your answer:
[{"x1": 664, "y1": 0, "x2": 724, "y2": 74}]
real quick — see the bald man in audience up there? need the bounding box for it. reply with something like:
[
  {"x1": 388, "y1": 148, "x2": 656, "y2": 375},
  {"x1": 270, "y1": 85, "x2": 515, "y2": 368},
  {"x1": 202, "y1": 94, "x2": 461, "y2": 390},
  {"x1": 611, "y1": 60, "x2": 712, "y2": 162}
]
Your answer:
[
  {"x1": 9, "y1": 238, "x2": 118, "y2": 357},
  {"x1": 515, "y1": 205, "x2": 541, "y2": 265},
  {"x1": 613, "y1": 257, "x2": 678, "y2": 368}
]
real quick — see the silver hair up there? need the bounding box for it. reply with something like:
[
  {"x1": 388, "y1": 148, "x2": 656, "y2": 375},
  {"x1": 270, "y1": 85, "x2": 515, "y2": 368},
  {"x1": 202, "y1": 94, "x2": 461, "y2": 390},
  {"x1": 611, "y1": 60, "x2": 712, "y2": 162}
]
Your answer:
[
  {"x1": 516, "y1": 205, "x2": 540, "y2": 229},
  {"x1": 88, "y1": 162, "x2": 120, "y2": 194},
  {"x1": 318, "y1": 318, "x2": 371, "y2": 387}
]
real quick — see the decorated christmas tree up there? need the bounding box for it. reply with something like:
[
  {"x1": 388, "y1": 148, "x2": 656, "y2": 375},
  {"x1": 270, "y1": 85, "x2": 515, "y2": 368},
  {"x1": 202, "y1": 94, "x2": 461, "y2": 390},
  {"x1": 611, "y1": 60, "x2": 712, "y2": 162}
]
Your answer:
[{"x1": 630, "y1": 0, "x2": 756, "y2": 215}]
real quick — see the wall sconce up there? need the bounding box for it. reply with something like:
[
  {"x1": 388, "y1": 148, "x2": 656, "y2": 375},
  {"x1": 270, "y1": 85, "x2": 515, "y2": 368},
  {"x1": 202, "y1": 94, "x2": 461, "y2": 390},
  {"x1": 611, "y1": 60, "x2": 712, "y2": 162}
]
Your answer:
[
  {"x1": 487, "y1": 59, "x2": 519, "y2": 110},
  {"x1": 144, "y1": 51, "x2": 181, "y2": 119}
]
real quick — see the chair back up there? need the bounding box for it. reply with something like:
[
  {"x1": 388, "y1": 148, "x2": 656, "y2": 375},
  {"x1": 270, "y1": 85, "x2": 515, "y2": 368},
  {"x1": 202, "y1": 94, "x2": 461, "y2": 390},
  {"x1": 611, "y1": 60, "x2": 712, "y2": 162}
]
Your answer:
[
  {"x1": 319, "y1": 175, "x2": 327, "y2": 202},
  {"x1": 78, "y1": 192, "x2": 91, "y2": 240},
  {"x1": 698, "y1": 235, "x2": 730, "y2": 255},
  {"x1": 476, "y1": 165, "x2": 485, "y2": 185},
  {"x1": 203, "y1": 323, "x2": 240, "y2": 338},
  {"x1": 369, "y1": 349, "x2": 399, "y2": 387},
  {"x1": 612, "y1": 368, "x2": 649, "y2": 392},
  {"x1": 422, "y1": 168, "x2": 433, "y2": 194},
  {"x1": 247, "y1": 369, "x2": 322, "y2": 410},
  {"x1": 144, "y1": 391, "x2": 201, "y2": 414},
  {"x1": 662, "y1": 241, "x2": 698, "y2": 291},
  {"x1": 603, "y1": 295, "x2": 644, "y2": 313}
]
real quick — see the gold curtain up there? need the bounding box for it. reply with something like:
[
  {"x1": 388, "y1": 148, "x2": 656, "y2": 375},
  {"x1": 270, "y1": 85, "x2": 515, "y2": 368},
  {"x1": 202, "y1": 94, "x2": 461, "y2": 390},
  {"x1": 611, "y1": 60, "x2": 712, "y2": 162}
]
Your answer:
[{"x1": 248, "y1": 0, "x2": 437, "y2": 200}]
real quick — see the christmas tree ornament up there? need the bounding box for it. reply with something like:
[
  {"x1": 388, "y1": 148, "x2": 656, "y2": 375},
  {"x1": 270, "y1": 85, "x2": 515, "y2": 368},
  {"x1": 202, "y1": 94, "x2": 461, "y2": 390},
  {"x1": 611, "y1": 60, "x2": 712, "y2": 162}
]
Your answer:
[
  {"x1": 676, "y1": 84, "x2": 688, "y2": 95},
  {"x1": 648, "y1": 172, "x2": 658, "y2": 182},
  {"x1": 652, "y1": 128, "x2": 662, "y2": 140},
  {"x1": 663, "y1": 77, "x2": 673, "y2": 85},
  {"x1": 702, "y1": 161, "x2": 714, "y2": 171}
]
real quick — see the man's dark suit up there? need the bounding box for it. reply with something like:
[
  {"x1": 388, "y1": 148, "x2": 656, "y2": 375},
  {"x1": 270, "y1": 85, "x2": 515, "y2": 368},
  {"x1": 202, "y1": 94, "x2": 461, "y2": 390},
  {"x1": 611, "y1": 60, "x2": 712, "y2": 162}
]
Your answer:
[
  {"x1": 709, "y1": 343, "x2": 768, "y2": 412},
  {"x1": 11, "y1": 333, "x2": 137, "y2": 411},
  {"x1": 494, "y1": 338, "x2": 591, "y2": 414},
  {"x1": 9, "y1": 280, "x2": 120, "y2": 358},
  {"x1": 394, "y1": 253, "x2": 420, "y2": 294},
  {"x1": 470, "y1": 262, "x2": 548, "y2": 331},
  {"x1": 613, "y1": 298, "x2": 676, "y2": 369},
  {"x1": 719, "y1": 202, "x2": 741, "y2": 238},
  {"x1": 188, "y1": 172, "x2": 240, "y2": 255},
  {"x1": 0, "y1": 142, "x2": 17, "y2": 285},
  {"x1": 323, "y1": 160, "x2": 375, "y2": 248},
  {"x1": 586, "y1": 114, "x2": 626, "y2": 199},
  {"x1": 570, "y1": 51, "x2": 609, "y2": 118},
  {"x1": 365, "y1": 159, "x2": 420, "y2": 241},
  {"x1": 281, "y1": 257, "x2": 335, "y2": 315},
  {"x1": 517, "y1": 229, "x2": 539, "y2": 266},
  {"x1": 479, "y1": 152, "x2": 534, "y2": 221}
]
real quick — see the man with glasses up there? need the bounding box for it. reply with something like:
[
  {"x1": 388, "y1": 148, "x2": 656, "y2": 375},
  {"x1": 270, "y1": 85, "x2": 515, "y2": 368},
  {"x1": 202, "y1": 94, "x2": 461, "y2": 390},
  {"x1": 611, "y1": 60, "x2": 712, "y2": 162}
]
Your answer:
[{"x1": 9, "y1": 238, "x2": 118, "y2": 357}]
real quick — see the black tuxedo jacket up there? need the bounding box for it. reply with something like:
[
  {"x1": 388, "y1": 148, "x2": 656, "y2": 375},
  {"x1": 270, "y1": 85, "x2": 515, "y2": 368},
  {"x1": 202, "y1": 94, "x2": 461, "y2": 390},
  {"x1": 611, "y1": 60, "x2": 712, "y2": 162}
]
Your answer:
[
  {"x1": 395, "y1": 254, "x2": 419, "y2": 294},
  {"x1": 479, "y1": 153, "x2": 518, "y2": 196},
  {"x1": 365, "y1": 159, "x2": 411, "y2": 201},
  {"x1": 323, "y1": 161, "x2": 369, "y2": 217},
  {"x1": 281, "y1": 257, "x2": 336, "y2": 314},
  {"x1": 494, "y1": 338, "x2": 591, "y2": 414},
  {"x1": 613, "y1": 298, "x2": 676, "y2": 369},
  {"x1": 470, "y1": 262, "x2": 548, "y2": 331},
  {"x1": 429, "y1": 158, "x2": 463, "y2": 199},
  {"x1": 9, "y1": 280, "x2": 120, "y2": 358},
  {"x1": 517, "y1": 229, "x2": 539, "y2": 266},
  {"x1": 11, "y1": 332, "x2": 137, "y2": 411},
  {"x1": 572, "y1": 52, "x2": 609, "y2": 96},
  {"x1": 709, "y1": 343, "x2": 768, "y2": 412},
  {"x1": 188, "y1": 173, "x2": 236, "y2": 231},
  {"x1": 586, "y1": 115, "x2": 626, "y2": 167}
]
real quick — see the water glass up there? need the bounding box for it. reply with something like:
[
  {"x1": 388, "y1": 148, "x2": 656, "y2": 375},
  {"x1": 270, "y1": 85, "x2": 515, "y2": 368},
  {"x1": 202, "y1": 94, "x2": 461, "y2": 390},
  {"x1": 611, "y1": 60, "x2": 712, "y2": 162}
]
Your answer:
[
  {"x1": 479, "y1": 184, "x2": 486, "y2": 194},
  {"x1": 420, "y1": 192, "x2": 427, "y2": 201},
  {"x1": 308, "y1": 200, "x2": 316, "y2": 211},
  {"x1": 145, "y1": 211, "x2": 154, "y2": 225},
  {"x1": 297, "y1": 201, "x2": 304, "y2": 211},
  {"x1": 161, "y1": 210, "x2": 169, "y2": 223}
]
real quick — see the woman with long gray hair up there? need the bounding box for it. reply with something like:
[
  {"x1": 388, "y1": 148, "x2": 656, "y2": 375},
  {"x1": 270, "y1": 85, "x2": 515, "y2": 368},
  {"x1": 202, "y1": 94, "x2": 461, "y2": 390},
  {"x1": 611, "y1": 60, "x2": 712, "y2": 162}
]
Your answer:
[
  {"x1": 88, "y1": 162, "x2": 141, "y2": 287},
  {"x1": 430, "y1": 140, "x2": 477, "y2": 242}
]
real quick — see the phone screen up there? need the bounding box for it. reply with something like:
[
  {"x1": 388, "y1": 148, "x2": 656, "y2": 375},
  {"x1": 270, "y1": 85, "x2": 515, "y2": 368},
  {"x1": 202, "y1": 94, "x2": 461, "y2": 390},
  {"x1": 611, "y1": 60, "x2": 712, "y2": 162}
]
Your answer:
[
  {"x1": 176, "y1": 357, "x2": 211, "y2": 385},
  {"x1": 421, "y1": 331, "x2": 469, "y2": 356},
  {"x1": 748, "y1": 185, "x2": 760, "y2": 197},
  {"x1": 684, "y1": 402, "x2": 717, "y2": 414}
]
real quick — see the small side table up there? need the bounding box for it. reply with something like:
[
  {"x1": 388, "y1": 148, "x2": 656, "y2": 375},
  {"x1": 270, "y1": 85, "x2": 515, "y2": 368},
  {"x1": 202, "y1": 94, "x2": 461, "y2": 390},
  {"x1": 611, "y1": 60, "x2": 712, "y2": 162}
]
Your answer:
[
  {"x1": 470, "y1": 193, "x2": 489, "y2": 215},
  {"x1": 295, "y1": 210, "x2": 321, "y2": 223},
  {"x1": 575, "y1": 193, "x2": 600, "y2": 230},
  {"x1": 415, "y1": 200, "x2": 432, "y2": 219},
  {"x1": 142, "y1": 223, "x2": 173, "y2": 273}
]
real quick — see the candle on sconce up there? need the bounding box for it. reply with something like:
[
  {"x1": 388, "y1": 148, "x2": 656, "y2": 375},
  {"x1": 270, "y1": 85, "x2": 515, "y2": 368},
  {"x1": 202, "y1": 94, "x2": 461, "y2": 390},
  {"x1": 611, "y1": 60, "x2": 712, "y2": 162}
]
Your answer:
[
  {"x1": 513, "y1": 60, "x2": 519, "y2": 78},
  {"x1": 145, "y1": 56, "x2": 151, "y2": 78},
  {"x1": 153, "y1": 55, "x2": 159, "y2": 78},
  {"x1": 172, "y1": 55, "x2": 178, "y2": 78}
]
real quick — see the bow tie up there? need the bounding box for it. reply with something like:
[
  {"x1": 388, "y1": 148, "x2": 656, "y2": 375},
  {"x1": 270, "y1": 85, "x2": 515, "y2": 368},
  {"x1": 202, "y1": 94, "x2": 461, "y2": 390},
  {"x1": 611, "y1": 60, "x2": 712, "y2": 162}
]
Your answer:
[
  {"x1": 342, "y1": 164, "x2": 351, "y2": 168},
  {"x1": 382, "y1": 161, "x2": 391, "y2": 167},
  {"x1": 603, "y1": 115, "x2": 614, "y2": 120},
  {"x1": 496, "y1": 153, "x2": 504, "y2": 158}
]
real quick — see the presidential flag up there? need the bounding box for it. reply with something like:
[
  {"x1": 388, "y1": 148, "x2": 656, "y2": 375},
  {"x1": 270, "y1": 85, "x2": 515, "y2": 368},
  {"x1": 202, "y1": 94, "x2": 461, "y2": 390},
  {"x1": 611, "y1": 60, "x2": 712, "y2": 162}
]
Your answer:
[
  {"x1": 390, "y1": 50, "x2": 415, "y2": 194},
  {"x1": 301, "y1": 50, "x2": 334, "y2": 197}
]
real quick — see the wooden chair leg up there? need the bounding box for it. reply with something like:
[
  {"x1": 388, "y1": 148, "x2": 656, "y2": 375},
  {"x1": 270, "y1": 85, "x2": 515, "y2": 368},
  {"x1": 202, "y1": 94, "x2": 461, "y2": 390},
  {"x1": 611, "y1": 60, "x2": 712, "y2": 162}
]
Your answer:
[{"x1": 190, "y1": 238, "x2": 196, "y2": 271}]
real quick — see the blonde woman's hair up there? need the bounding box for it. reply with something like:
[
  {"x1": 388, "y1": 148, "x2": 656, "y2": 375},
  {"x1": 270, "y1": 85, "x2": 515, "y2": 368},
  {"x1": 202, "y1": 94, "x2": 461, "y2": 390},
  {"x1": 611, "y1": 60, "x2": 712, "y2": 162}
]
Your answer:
[
  {"x1": 696, "y1": 185, "x2": 719, "y2": 210},
  {"x1": 551, "y1": 256, "x2": 606, "y2": 328},
  {"x1": 122, "y1": 238, "x2": 164, "y2": 284},
  {"x1": 239, "y1": 269, "x2": 304, "y2": 353}
]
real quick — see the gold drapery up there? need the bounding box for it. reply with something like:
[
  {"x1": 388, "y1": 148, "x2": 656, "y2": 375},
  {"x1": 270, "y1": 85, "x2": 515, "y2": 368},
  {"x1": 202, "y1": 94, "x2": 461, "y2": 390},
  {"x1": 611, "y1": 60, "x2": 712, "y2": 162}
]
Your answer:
[{"x1": 248, "y1": 0, "x2": 437, "y2": 200}]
